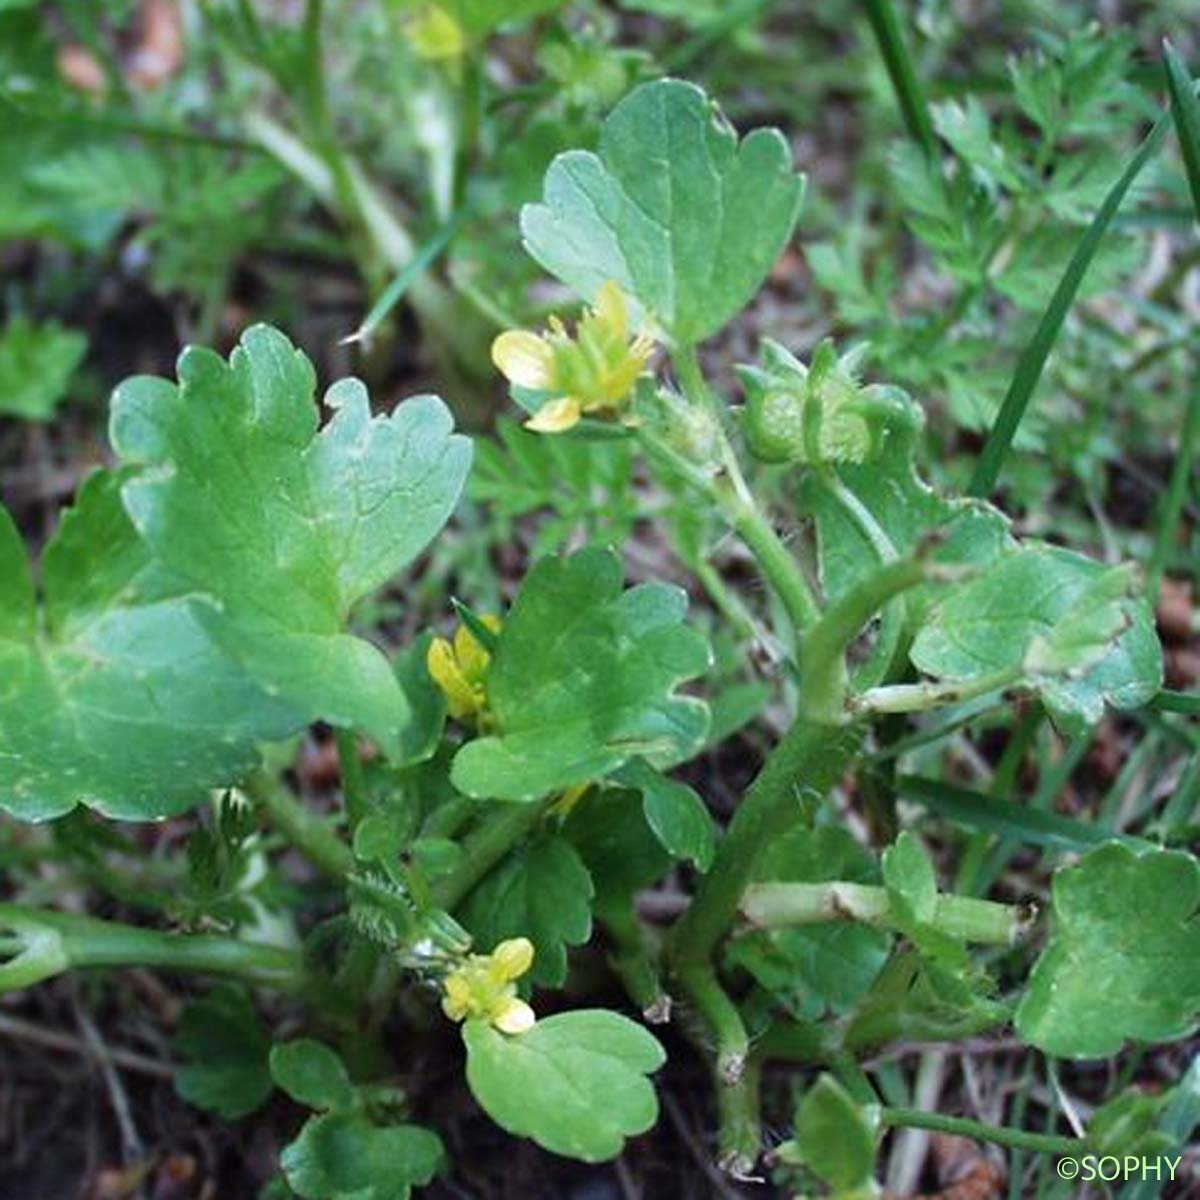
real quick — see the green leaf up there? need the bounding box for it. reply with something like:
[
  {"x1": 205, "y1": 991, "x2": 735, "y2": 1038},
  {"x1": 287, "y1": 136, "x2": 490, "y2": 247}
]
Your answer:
[
  {"x1": 0, "y1": 315, "x2": 86, "y2": 421},
  {"x1": 882, "y1": 832, "x2": 965, "y2": 968},
  {"x1": 844, "y1": 950, "x2": 1007, "y2": 1052},
  {"x1": 617, "y1": 758, "x2": 715, "y2": 872},
  {"x1": 727, "y1": 827, "x2": 890, "y2": 1018},
  {"x1": 0, "y1": 473, "x2": 299, "y2": 821},
  {"x1": 463, "y1": 1010, "x2": 665, "y2": 1161},
  {"x1": 1088, "y1": 1089, "x2": 1175, "y2": 1160},
  {"x1": 174, "y1": 985, "x2": 273, "y2": 1120},
  {"x1": 451, "y1": 548, "x2": 710, "y2": 801},
  {"x1": 280, "y1": 1111, "x2": 443, "y2": 1200},
  {"x1": 910, "y1": 546, "x2": 1161, "y2": 725},
  {"x1": 790, "y1": 1073, "x2": 879, "y2": 1193},
  {"x1": 881, "y1": 832, "x2": 937, "y2": 925},
  {"x1": 521, "y1": 78, "x2": 804, "y2": 344},
  {"x1": 270, "y1": 1039, "x2": 356, "y2": 1111},
  {"x1": 562, "y1": 786, "x2": 673, "y2": 914},
  {"x1": 110, "y1": 324, "x2": 471, "y2": 756},
  {"x1": 1016, "y1": 843, "x2": 1200, "y2": 1057},
  {"x1": 798, "y1": 403, "x2": 1013, "y2": 623},
  {"x1": 459, "y1": 834, "x2": 593, "y2": 987}
]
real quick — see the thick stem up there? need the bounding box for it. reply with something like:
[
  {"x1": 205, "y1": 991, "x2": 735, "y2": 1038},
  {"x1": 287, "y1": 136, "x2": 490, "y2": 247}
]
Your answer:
[
  {"x1": 802, "y1": 556, "x2": 929, "y2": 724},
  {"x1": 879, "y1": 1107, "x2": 1084, "y2": 1155},
  {"x1": 0, "y1": 903, "x2": 304, "y2": 992},
  {"x1": 244, "y1": 770, "x2": 353, "y2": 880},
  {"x1": 740, "y1": 881, "x2": 1028, "y2": 944},
  {"x1": 669, "y1": 718, "x2": 863, "y2": 971}
]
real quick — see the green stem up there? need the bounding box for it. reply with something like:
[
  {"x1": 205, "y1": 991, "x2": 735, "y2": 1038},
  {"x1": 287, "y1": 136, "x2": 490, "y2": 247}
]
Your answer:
[
  {"x1": 852, "y1": 667, "x2": 1022, "y2": 715},
  {"x1": 879, "y1": 1107, "x2": 1084, "y2": 1155},
  {"x1": 802, "y1": 555, "x2": 930, "y2": 723},
  {"x1": 244, "y1": 770, "x2": 353, "y2": 880},
  {"x1": 432, "y1": 800, "x2": 552, "y2": 911},
  {"x1": 335, "y1": 729, "x2": 369, "y2": 829},
  {"x1": 863, "y1": 0, "x2": 938, "y2": 158},
  {"x1": 0, "y1": 903, "x2": 304, "y2": 992},
  {"x1": 669, "y1": 718, "x2": 864, "y2": 972},
  {"x1": 646, "y1": 352, "x2": 822, "y2": 636},
  {"x1": 601, "y1": 905, "x2": 666, "y2": 1017},
  {"x1": 739, "y1": 881, "x2": 1028, "y2": 944}
]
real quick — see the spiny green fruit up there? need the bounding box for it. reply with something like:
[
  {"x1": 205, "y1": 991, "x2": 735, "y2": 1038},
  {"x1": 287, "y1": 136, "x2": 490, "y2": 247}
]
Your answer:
[{"x1": 738, "y1": 339, "x2": 920, "y2": 465}]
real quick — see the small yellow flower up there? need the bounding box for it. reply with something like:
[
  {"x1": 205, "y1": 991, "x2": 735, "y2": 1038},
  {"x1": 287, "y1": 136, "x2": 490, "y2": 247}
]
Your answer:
[
  {"x1": 403, "y1": 4, "x2": 465, "y2": 61},
  {"x1": 426, "y1": 615, "x2": 501, "y2": 723},
  {"x1": 440, "y1": 937, "x2": 537, "y2": 1034},
  {"x1": 492, "y1": 281, "x2": 656, "y2": 433}
]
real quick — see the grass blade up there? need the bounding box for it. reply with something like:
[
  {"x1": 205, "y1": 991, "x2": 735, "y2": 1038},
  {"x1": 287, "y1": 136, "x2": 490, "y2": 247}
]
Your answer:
[
  {"x1": 341, "y1": 209, "x2": 465, "y2": 345},
  {"x1": 863, "y1": 0, "x2": 938, "y2": 158},
  {"x1": 967, "y1": 110, "x2": 1170, "y2": 497},
  {"x1": 895, "y1": 774, "x2": 1156, "y2": 854}
]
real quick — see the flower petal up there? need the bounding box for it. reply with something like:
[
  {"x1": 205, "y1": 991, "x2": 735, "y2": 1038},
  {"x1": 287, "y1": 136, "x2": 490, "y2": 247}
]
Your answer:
[
  {"x1": 426, "y1": 637, "x2": 478, "y2": 719},
  {"x1": 525, "y1": 396, "x2": 581, "y2": 433},
  {"x1": 492, "y1": 997, "x2": 536, "y2": 1035},
  {"x1": 492, "y1": 331, "x2": 555, "y2": 390},
  {"x1": 489, "y1": 937, "x2": 535, "y2": 983},
  {"x1": 592, "y1": 280, "x2": 629, "y2": 341}
]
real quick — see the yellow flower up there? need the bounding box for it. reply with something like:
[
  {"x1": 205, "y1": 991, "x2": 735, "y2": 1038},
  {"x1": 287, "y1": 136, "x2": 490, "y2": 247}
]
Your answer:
[
  {"x1": 403, "y1": 4, "x2": 465, "y2": 61},
  {"x1": 492, "y1": 281, "x2": 656, "y2": 433},
  {"x1": 440, "y1": 937, "x2": 536, "y2": 1034},
  {"x1": 426, "y1": 615, "x2": 501, "y2": 723}
]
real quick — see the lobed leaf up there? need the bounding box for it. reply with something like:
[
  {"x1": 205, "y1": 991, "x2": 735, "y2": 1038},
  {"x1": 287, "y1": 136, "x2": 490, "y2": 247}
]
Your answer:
[
  {"x1": 910, "y1": 545, "x2": 1161, "y2": 726},
  {"x1": 459, "y1": 835, "x2": 593, "y2": 987},
  {"x1": 0, "y1": 473, "x2": 298, "y2": 821},
  {"x1": 1016, "y1": 843, "x2": 1200, "y2": 1057},
  {"x1": 522, "y1": 78, "x2": 804, "y2": 345},
  {"x1": 111, "y1": 324, "x2": 471, "y2": 755},
  {"x1": 463, "y1": 1009, "x2": 665, "y2": 1161},
  {"x1": 451, "y1": 547, "x2": 710, "y2": 801}
]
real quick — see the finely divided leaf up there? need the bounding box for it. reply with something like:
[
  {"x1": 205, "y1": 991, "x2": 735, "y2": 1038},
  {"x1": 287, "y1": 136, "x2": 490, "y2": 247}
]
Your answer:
[
  {"x1": 463, "y1": 1010, "x2": 665, "y2": 1162},
  {"x1": 0, "y1": 473, "x2": 299, "y2": 821},
  {"x1": 111, "y1": 324, "x2": 471, "y2": 755},
  {"x1": 522, "y1": 79, "x2": 804, "y2": 344},
  {"x1": 1016, "y1": 843, "x2": 1200, "y2": 1058},
  {"x1": 0, "y1": 315, "x2": 86, "y2": 421},
  {"x1": 451, "y1": 547, "x2": 710, "y2": 801}
]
